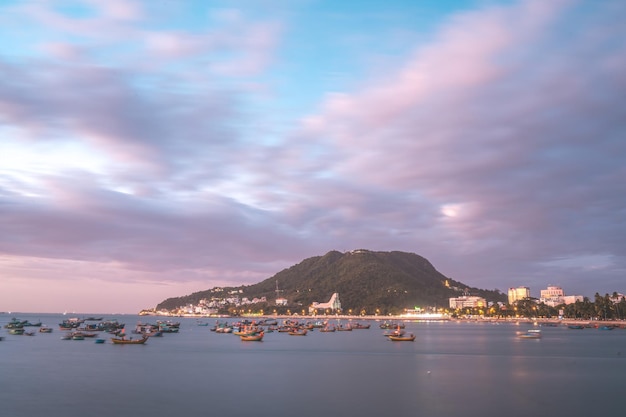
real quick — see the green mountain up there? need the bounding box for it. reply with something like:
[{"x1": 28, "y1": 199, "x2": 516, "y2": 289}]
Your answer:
[{"x1": 155, "y1": 249, "x2": 506, "y2": 314}]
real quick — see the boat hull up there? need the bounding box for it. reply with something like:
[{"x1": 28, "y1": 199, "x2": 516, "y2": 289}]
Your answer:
[
  {"x1": 388, "y1": 334, "x2": 415, "y2": 341},
  {"x1": 111, "y1": 337, "x2": 148, "y2": 345}
]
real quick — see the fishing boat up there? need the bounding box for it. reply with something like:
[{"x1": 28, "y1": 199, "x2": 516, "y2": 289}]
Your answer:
[
  {"x1": 233, "y1": 325, "x2": 263, "y2": 336},
  {"x1": 288, "y1": 328, "x2": 308, "y2": 336},
  {"x1": 388, "y1": 333, "x2": 415, "y2": 342},
  {"x1": 380, "y1": 322, "x2": 405, "y2": 329},
  {"x1": 568, "y1": 324, "x2": 584, "y2": 330},
  {"x1": 240, "y1": 332, "x2": 264, "y2": 341},
  {"x1": 319, "y1": 325, "x2": 336, "y2": 332},
  {"x1": 383, "y1": 325, "x2": 406, "y2": 338},
  {"x1": 39, "y1": 326, "x2": 53, "y2": 333},
  {"x1": 95, "y1": 339, "x2": 106, "y2": 344},
  {"x1": 4, "y1": 318, "x2": 27, "y2": 329},
  {"x1": 65, "y1": 331, "x2": 98, "y2": 339},
  {"x1": 111, "y1": 336, "x2": 148, "y2": 345}
]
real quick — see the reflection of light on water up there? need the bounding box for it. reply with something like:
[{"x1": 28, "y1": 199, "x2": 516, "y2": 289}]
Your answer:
[{"x1": 400, "y1": 312, "x2": 448, "y2": 320}]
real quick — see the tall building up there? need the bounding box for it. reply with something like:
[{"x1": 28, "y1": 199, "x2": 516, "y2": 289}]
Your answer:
[{"x1": 508, "y1": 287, "x2": 530, "y2": 304}]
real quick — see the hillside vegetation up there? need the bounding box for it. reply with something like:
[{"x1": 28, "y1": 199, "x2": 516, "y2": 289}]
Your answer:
[{"x1": 156, "y1": 249, "x2": 506, "y2": 314}]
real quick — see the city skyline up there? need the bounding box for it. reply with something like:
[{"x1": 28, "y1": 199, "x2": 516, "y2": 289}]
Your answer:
[{"x1": 1, "y1": 0, "x2": 625, "y2": 313}]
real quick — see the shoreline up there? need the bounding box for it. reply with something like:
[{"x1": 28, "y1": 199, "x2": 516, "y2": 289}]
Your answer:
[{"x1": 140, "y1": 312, "x2": 626, "y2": 327}]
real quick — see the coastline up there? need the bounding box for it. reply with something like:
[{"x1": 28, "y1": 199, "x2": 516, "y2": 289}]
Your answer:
[{"x1": 137, "y1": 311, "x2": 626, "y2": 327}]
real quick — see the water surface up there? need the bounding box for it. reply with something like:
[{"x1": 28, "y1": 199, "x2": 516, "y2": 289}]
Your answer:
[{"x1": 1, "y1": 314, "x2": 624, "y2": 417}]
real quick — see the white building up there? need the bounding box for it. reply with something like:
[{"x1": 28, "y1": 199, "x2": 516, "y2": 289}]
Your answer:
[
  {"x1": 309, "y1": 293, "x2": 342, "y2": 314},
  {"x1": 508, "y1": 287, "x2": 530, "y2": 304},
  {"x1": 449, "y1": 296, "x2": 487, "y2": 309},
  {"x1": 540, "y1": 285, "x2": 583, "y2": 307},
  {"x1": 562, "y1": 295, "x2": 584, "y2": 304}
]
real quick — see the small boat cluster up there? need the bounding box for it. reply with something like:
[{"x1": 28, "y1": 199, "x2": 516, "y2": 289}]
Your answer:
[
  {"x1": 59, "y1": 317, "x2": 125, "y2": 332},
  {"x1": 4, "y1": 317, "x2": 43, "y2": 335},
  {"x1": 4, "y1": 316, "x2": 421, "y2": 344},
  {"x1": 565, "y1": 323, "x2": 620, "y2": 330},
  {"x1": 2, "y1": 316, "x2": 170, "y2": 345},
  {"x1": 209, "y1": 318, "x2": 376, "y2": 341}
]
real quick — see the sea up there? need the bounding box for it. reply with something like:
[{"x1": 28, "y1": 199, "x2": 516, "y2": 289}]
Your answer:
[{"x1": 1, "y1": 313, "x2": 625, "y2": 417}]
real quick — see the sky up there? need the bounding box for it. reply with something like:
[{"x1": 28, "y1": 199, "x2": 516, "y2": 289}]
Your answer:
[{"x1": 1, "y1": 0, "x2": 625, "y2": 314}]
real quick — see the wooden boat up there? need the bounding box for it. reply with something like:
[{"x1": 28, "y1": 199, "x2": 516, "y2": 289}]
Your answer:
[
  {"x1": 240, "y1": 332, "x2": 264, "y2": 341},
  {"x1": 215, "y1": 326, "x2": 233, "y2": 333},
  {"x1": 380, "y1": 322, "x2": 405, "y2": 329},
  {"x1": 383, "y1": 325, "x2": 406, "y2": 338},
  {"x1": 288, "y1": 329, "x2": 307, "y2": 336},
  {"x1": 111, "y1": 336, "x2": 148, "y2": 345},
  {"x1": 72, "y1": 331, "x2": 98, "y2": 338},
  {"x1": 8, "y1": 328, "x2": 25, "y2": 335},
  {"x1": 352, "y1": 323, "x2": 371, "y2": 329},
  {"x1": 39, "y1": 326, "x2": 53, "y2": 333},
  {"x1": 4, "y1": 318, "x2": 27, "y2": 329},
  {"x1": 567, "y1": 325, "x2": 584, "y2": 330},
  {"x1": 95, "y1": 339, "x2": 106, "y2": 344},
  {"x1": 388, "y1": 333, "x2": 415, "y2": 341},
  {"x1": 234, "y1": 326, "x2": 263, "y2": 336}
]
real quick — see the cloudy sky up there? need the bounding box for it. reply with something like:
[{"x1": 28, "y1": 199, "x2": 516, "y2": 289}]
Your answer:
[{"x1": 1, "y1": 0, "x2": 624, "y2": 314}]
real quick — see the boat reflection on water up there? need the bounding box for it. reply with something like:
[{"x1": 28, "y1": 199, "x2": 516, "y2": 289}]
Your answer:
[{"x1": 517, "y1": 329, "x2": 542, "y2": 339}]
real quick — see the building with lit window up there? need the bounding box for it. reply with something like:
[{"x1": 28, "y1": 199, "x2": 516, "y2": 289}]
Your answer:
[
  {"x1": 540, "y1": 285, "x2": 583, "y2": 307},
  {"x1": 449, "y1": 296, "x2": 486, "y2": 309},
  {"x1": 508, "y1": 287, "x2": 530, "y2": 304}
]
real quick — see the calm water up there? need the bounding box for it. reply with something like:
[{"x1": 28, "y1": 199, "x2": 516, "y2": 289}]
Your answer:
[{"x1": 1, "y1": 314, "x2": 625, "y2": 417}]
